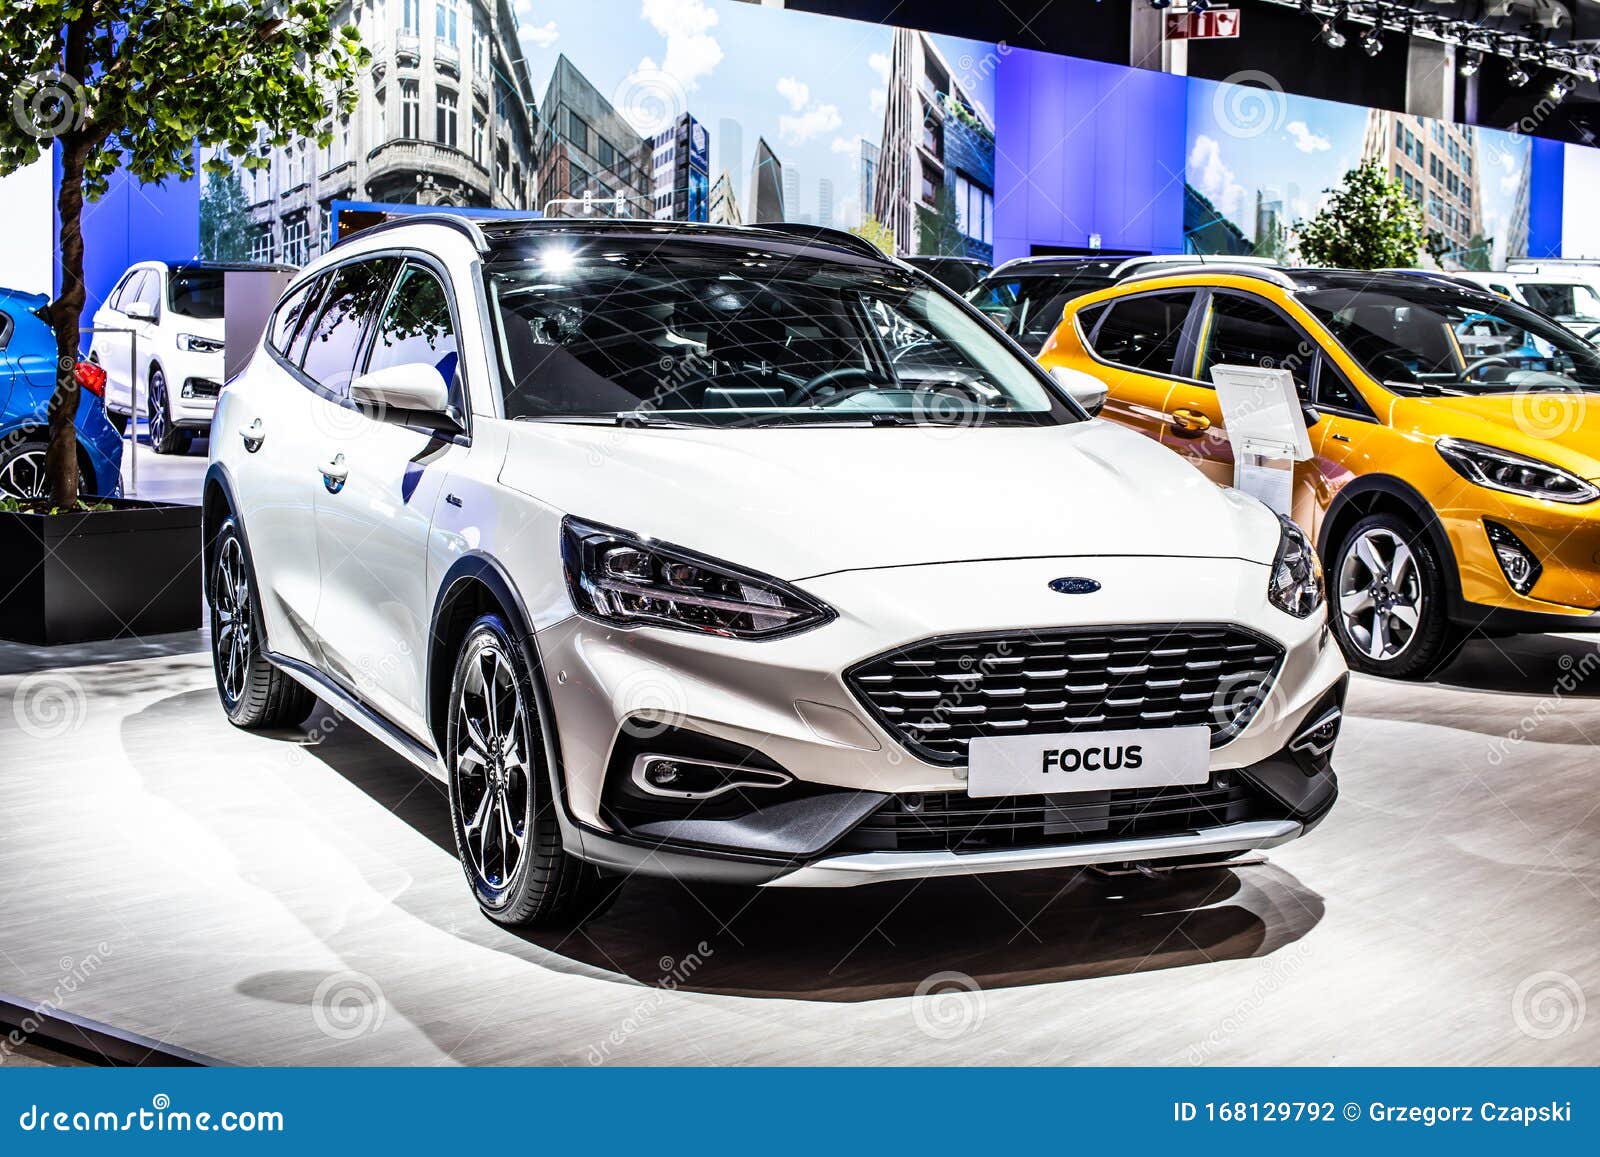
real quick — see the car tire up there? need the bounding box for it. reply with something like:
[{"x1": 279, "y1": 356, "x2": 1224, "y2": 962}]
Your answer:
[
  {"x1": 209, "y1": 515, "x2": 315, "y2": 729},
  {"x1": 0, "y1": 438, "x2": 49, "y2": 500},
  {"x1": 445, "y1": 612, "x2": 617, "y2": 928},
  {"x1": 1329, "y1": 512, "x2": 1454, "y2": 680},
  {"x1": 147, "y1": 367, "x2": 191, "y2": 455}
]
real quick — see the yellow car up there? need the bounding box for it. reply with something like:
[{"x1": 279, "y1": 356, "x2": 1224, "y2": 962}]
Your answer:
[{"x1": 1037, "y1": 265, "x2": 1600, "y2": 679}]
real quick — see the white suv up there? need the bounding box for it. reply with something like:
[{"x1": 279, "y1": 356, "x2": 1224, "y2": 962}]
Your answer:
[
  {"x1": 91, "y1": 261, "x2": 264, "y2": 453},
  {"x1": 205, "y1": 216, "x2": 1347, "y2": 927}
]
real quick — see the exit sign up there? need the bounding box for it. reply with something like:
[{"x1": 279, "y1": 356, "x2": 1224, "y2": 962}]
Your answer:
[{"x1": 1166, "y1": 9, "x2": 1242, "y2": 39}]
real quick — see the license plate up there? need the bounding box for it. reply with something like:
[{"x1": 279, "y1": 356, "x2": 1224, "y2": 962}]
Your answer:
[{"x1": 966, "y1": 725, "x2": 1211, "y2": 799}]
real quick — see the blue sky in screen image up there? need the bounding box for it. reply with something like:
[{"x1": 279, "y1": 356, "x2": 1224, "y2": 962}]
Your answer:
[
  {"x1": 513, "y1": 0, "x2": 996, "y2": 227},
  {"x1": 1186, "y1": 78, "x2": 1371, "y2": 243}
]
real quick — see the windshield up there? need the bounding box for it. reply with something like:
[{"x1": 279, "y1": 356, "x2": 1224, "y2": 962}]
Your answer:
[
  {"x1": 484, "y1": 240, "x2": 1075, "y2": 427},
  {"x1": 1297, "y1": 282, "x2": 1600, "y2": 396},
  {"x1": 968, "y1": 270, "x2": 1117, "y2": 350},
  {"x1": 1520, "y1": 281, "x2": 1600, "y2": 322},
  {"x1": 168, "y1": 268, "x2": 224, "y2": 319}
]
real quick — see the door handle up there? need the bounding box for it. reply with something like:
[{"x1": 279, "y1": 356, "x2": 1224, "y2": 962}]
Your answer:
[
  {"x1": 1170, "y1": 408, "x2": 1212, "y2": 436},
  {"x1": 240, "y1": 417, "x2": 265, "y2": 453},
  {"x1": 319, "y1": 453, "x2": 348, "y2": 494}
]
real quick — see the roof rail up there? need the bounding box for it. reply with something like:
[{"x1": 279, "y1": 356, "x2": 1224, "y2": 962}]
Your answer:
[
  {"x1": 1118, "y1": 262, "x2": 1299, "y2": 290},
  {"x1": 743, "y1": 221, "x2": 893, "y2": 263},
  {"x1": 331, "y1": 211, "x2": 492, "y2": 253}
]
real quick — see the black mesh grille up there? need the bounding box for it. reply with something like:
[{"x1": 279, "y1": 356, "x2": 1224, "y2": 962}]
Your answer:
[
  {"x1": 840, "y1": 774, "x2": 1269, "y2": 853},
  {"x1": 846, "y1": 624, "x2": 1284, "y2": 765}
]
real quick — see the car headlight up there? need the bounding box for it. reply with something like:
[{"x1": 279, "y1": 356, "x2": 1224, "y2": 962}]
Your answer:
[
  {"x1": 561, "y1": 517, "x2": 835, "y2": 639},
  {"x1": 177, "y1": 333, "x2": 223, "y2": 354},
  {"x1": 1269, "y1": 515, "x2": 1324, "y2": 619},
  {"x1": 1435, "y1": 437, "x2": 1599, "y2": 504}
]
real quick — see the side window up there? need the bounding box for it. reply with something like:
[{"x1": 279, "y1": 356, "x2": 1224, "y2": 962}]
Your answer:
[
  {"x1": 1073, "y1": 302, "x2": 1109, "y2": 342},
  {"x1": 132, "y1": 270, "x2": 162, "y2": 315},
  {"x1": 298, "y1": 258, "x2": 399, "y2": 394},
  {"x1": 362, "y1": 263, "x2": 464, "y2": 410},
  {"x1": 1314, "y1": 353, "x2": 1373, "y2": 418},
  {"x1": 107, "y1": 270, "x2": 138, "y2": 313},
  {"x1": 1016, "y1": 288, "x2": 1079, "y2": 349},
  {"x1": 1090, "y1": 291, "x2": 1196, "y2": 374},
  {"x1": 1197, "y1": 292, "x2": 1312, "y2": 398},
  {"x1": 267, "y1": 277, "x2": 322, "y2": 356},
  {"x1": 113, "y1": 270, "x2": 147, "y2": 313}
]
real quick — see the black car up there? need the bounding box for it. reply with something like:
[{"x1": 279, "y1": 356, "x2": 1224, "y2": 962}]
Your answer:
[{"x1": 901, "y1": 255, "x2": 992, "y2": 295}]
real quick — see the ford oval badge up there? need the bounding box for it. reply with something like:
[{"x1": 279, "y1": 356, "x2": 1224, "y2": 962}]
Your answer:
[{"x1": 1049, "y1": 577, "x2": 1101, "y2": 595}]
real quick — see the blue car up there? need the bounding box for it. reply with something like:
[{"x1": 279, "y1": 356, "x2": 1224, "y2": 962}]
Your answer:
[{"x1": 0, "y1": 287, "x2": 124, "y2": 499}]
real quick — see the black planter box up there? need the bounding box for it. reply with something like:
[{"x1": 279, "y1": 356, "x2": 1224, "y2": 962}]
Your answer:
[{"x1": 0, "y1": 500, "x2": 203, "y2": 646}]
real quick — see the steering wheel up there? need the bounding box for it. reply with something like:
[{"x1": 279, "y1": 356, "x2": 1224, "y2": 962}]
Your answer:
[
  {"x1": 791, "y1": 367, "x2": 883, "y2": 404},
  {"x1": 1464, "y1": 355, "x2": 1510, "y2": 379}
]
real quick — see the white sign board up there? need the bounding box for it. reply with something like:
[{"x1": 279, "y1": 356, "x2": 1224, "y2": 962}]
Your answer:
[{"x1": 1210, "y1": 363, "x2": 1312, "y2": 518}]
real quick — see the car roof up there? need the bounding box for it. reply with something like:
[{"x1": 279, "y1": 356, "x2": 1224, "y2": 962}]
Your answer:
[{"x1": 335, "y1": 212, "x2": 896, "y2": 267}]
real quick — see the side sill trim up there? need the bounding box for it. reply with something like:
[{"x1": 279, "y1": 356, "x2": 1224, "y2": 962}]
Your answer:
[
  {"x1": 266, "y1": 651, "x2": 446, "y2": 780},
  {"x1": 763, "y1": 819, "x2": 1303, "y2": 888}
]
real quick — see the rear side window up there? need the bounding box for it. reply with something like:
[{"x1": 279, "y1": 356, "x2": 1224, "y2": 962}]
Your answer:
[
  {"x1": 107, "y1": 270, "x2": 140, "y2": 312},
  {"x1": 1314, "y1": 353, "x2": 1373, "y2": 418},
  {"x1": 298, "y1": 258, "x2": 399, "y2": 394},
  {"x1": 1090, "y1": 291, "x2": 1196, "y2": 374},
  {"x1": 363, "y1": 263, "x2": 463, "y2": 410},
  {"x1": 1198, "y1": 292, "x2": 1312, "y2": 395}
]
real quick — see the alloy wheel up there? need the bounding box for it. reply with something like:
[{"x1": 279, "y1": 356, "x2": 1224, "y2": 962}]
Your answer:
[
  {"x1": 0, "y1": 448, "x2": 47, "y2": 499},
  {"x1": 453, "y1": 642, "x2": 531, "y2": 892},
  {"x1": 1337, "y1": 527, "x2": 1423, "y2": 662},
  {"x1": 148, "y1": 370, "x2": 168, "y2": 447},
  {"x1": 212, "y1": 535, "x2": 252, "y2": 705}
]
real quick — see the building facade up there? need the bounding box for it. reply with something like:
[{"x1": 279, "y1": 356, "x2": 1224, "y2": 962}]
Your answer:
[
  {"x1": 748, "y1": 137, "x2": 786, "y2": 223},
  {"x1": 233, "y1": 0, "x2": 540, "y2": 266},
  {"x1": 1364, "y1": 110, "x2": 1486, "y2": 266},
  {"x1": 709, "y1": 170, "x2": 742, "y2": 225},
  {"x1": 858, "y1": 139, "x2": 879, "y2": 228},
  {"x1": 873, "y1": 29, "x2": 996, "y2": 261},
  {"x1": 650, "y1": 113, "x2": 711, "y2": 222},
  {"x1": 535, "y1": 54, "x2": 651, "y2": 218}
]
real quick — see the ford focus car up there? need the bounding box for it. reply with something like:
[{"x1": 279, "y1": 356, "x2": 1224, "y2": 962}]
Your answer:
[
  {"x1": 204, "y1": 217, "x2": 1344, "y2": 927},
  {"x1": 1038, "y1": 266, "x2": 1600, "y2": 679}
]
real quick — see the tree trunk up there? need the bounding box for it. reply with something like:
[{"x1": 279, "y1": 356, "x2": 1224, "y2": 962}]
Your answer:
[{"x1": 45, "y1": 143, "x2": 88, "y2": 508}]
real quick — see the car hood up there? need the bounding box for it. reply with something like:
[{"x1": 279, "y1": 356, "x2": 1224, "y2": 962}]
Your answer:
[
  {"x1": 169, "y1": 312, "x2": 226, "y2": 341},
  {"x1": 1397, "y1": 393, "x2": 1600, "y2": 479},
  {"x1": 496, "y1": 419, "x2": 1281, "y2": 579}
]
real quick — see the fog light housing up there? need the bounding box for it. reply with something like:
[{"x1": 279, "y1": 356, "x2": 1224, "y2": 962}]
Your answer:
[
  {"x1": 1484, "y1": 520, "x2": 1541, "y2": 595},
  {"x1": 631, "y1": 755, "x2": 793, "y2": 801},
  {"x1": 1290, "y1": 705, "x2": 1342, "y2": 761}
]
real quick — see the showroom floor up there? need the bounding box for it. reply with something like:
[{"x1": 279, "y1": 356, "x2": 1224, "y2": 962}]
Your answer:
[{"x1": 0, "y1": 434, "x2": 1593, "y2": 1065}]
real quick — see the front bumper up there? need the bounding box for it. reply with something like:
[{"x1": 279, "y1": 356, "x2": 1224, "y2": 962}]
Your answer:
[{"x1": 537, "y1": 553, "x2": 1346, "y2": 885}]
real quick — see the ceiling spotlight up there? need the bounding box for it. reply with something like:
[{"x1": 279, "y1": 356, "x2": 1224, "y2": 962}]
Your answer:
[
  {"x1": 1147, "y1": 0, "x2": 1173, "y2": 9},
  {"x1": 1321, "y1": 18, "x2": 1346, "y2": 48},
  {"x1": 1550, "y1": 75, "x2": 1574, "y2": 103},
  {"x1": 1459, "y1": 48, "x2": 1483, "y2": 77},
  {"x1": 1190, "y1": 0, "x2": 1212, "y2": 11},
  {"x1": 1506, "y1": 59, "x2": 1530, "y2": 87},
  {"x1": 1362, "y1": 26, "x2": 1384, "y2": 57}
]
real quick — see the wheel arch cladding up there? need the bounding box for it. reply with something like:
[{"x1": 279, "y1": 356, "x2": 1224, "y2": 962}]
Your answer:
[{"x1": 1318, "y1": 474, "x2": 1460, "y2": 605}]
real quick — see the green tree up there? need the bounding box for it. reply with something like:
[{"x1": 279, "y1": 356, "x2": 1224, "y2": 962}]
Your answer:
[
  {"x1": 0, "y1": 2, "x2": 365, "y2": 505},
  {"x1": 200, "y1": 166, "x2": 255, "y2": 262},
  {"x1": 1295, "y1": 161, "x2": 1429, "y2": 270},
  {"x1": 848, "y1": 214, "x2": 896, "y2": 256}
]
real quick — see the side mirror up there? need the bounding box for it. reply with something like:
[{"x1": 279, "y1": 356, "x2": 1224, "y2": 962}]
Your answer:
[
  {"x1": 123, "y1": 301, "x2": 156, "y2": 323},
  {"x1": 1050, "y1": 366, "x2": 1109, "y2": 417},
  {"x1": 349, "y1": 362, "x2": 453, "y2": 415}
]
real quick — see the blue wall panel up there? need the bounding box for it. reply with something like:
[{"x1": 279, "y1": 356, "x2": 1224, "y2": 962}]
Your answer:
[
  {"x1": 1528, "y1": 136, "x2": 1564, "y2": 261},
  {"x1": 994, "y1": 49, "x2": 1187, "y2": 264}
]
